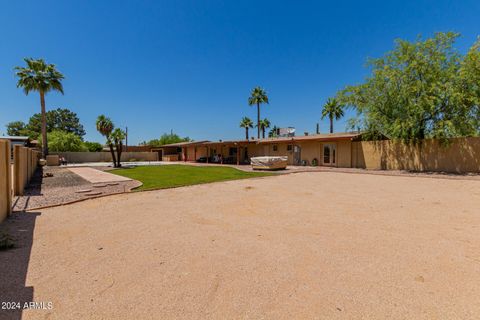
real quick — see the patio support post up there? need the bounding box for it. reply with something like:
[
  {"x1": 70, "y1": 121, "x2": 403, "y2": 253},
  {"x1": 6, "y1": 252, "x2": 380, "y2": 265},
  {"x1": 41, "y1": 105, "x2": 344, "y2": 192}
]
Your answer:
[
  {"x1": 183, "y1": 147, "x2": 187, "y2": 162},
  {"x1": 220, "y1": 146, "x2": 223, "y2": 164},
  {"x1": 206, "y1": 146, "x2": 209, "y2": 163},
  {"x1": 236, "y1": 145, "x2": 240, "y2": 165},
  {"x1": 194, "y1": 147, "x2": 197, "y2": 162}
]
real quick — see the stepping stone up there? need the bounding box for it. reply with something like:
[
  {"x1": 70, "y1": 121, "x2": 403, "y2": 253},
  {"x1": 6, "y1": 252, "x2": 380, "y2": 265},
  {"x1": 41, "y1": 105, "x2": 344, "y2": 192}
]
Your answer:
[
  {"x1": 83, "y1": 191, "x2": 102, "y2": 196},
  {"x1": 93, "y1": 184, "x2": 107, "y2": 188},
  {"x1": 76, "y1": 189, "x2": 93, "y2": 193}
]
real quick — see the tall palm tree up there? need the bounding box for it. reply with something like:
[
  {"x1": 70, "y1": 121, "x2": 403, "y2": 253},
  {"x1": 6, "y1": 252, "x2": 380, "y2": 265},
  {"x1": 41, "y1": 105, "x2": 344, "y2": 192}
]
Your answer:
[
  {"x1": 257, "y1": 118, "x2": 271, "y2": 139},
  {"x1": 239, "y1": 117, "x2": 254, "y2": 140},
  {"x1": 15, "y1": 58, "x2": 64, "y2": 156},
  {"x1": 96, "y1": 115, "x2": 117, "y2": 167},
  {"x1": 248, "y1": 86, "x2": 269, "y2": 139},
  {"x1": 321, "y1": 98, "x2": 344, "y2": 133}
]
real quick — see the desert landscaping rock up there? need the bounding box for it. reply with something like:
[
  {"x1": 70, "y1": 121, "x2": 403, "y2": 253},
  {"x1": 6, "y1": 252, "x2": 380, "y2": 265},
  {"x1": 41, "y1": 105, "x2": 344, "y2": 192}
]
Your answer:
[
  {"x1": 12, "y1": 167, "x2": 142, "y2": 211},
  {"x1": 83, "y1": 191, "x2": 103, "y2": 196},
  {"x1": 75, "y1": 189, "x2": 93, "y2": 193}
]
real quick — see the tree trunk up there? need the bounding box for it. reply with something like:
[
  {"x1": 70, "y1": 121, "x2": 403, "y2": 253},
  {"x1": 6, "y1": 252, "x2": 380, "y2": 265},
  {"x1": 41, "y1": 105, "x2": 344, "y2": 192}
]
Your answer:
[
  {"x1": 329, "y1": 116, "x2": 333, "y2": 133},
  {"x1": 109, "y1": 143, "x2": 117, "y2": 167},
  {"x1": 257, "y1": 102, "x2": 260, "y2": 139},
  {"x1": 116, "y1": 142, "x2": 123, "y2": 167},
  {"x1": 245, "y1": 128, "x2": 249, "y2": 140},
  {"x1": 40, "y1": 91, "x2": 48, "y2": 157},
  {"x1": 262, "y1": 127, "x2": 265, "y2": 139}
]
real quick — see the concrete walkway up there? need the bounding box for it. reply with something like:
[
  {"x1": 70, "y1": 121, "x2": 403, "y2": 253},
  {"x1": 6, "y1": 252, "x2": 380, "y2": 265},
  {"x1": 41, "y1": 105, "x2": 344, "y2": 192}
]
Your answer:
[{"x1": 68, "y1": 167, "x2": 132, "y2": 184}]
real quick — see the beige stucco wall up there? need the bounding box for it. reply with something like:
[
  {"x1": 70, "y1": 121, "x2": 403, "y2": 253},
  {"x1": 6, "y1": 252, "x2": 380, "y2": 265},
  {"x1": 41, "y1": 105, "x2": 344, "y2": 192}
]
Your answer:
[
  {"x1": 253, "y1": 140, "x2": 353, "y2": 167},
  {"x1": 185, "y1": 146, "x2": 208, "y2": 161},
  {"x1": 298, "y1": 141, "x2": 321, "y2": 166},
  {"x1": 53, "y1": 152, "x2": 158, "y2": 163},
  {"x1": 13, "y1": 146, "x2": 40, "y2": 196},
  {"x1": 0, "y1": 140, "x2": 12, "y2": 222},
  {"x1": 336, "y1": 140, "x2": 352, "y2": 168},
  {"x1": 352, "y1": 137, "x2": 480, "y2": 173}
]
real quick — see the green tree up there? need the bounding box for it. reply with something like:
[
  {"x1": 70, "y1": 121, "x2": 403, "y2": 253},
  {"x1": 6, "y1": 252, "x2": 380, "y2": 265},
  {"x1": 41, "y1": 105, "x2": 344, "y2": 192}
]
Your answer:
[
  {"x1": 459, "y1": 37, "x2": 480, "y2": 133},
  {"x1": 38, "y1": 131, "x2": 87, "y2": 152},
  {"x1": 338, "y1": 32, "x2": 480, "y2": 142},
  {"x1": 268, "y1": 125, "x2": 279, "y2": 138},
  {"x1": 26, "y1": 108, "x2": 85, "y2": 138},
  {"x1": 15, "y1": 58, "x2": 64, "y2": 156},
  {"x1": 239, "y1": 117, "x2": 254, "y2": 140},
  {"x1": 84, "y1": 141, "x2": 103, "y2": 152},
  {"x1": 146, "y1": 133, "x2": 191, "y2": 147},
  {"x1": 248, "y1": 87, "x2": 269, "y2": 139},
  {"x1": 96, "y1": 115, "x2": 117, "y2": 167},
  {"x1": 321, "y1": 98, "x2": 344, "y2": 134},
  {"x1": 346, "y1": 117, "x2": 362, "y2": 133},
  {"x1": 257, "y1": 118, "x2": 271, "y2": 139},
  {"x1": 6, "y1": 121, "x2": 29, "y2": 136}
]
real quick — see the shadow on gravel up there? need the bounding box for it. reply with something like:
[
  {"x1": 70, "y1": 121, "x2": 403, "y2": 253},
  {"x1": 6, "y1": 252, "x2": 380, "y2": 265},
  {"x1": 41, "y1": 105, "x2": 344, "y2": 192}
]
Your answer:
[{"x1": 0, "y1": 211, "x2": 40, "y2": 320}]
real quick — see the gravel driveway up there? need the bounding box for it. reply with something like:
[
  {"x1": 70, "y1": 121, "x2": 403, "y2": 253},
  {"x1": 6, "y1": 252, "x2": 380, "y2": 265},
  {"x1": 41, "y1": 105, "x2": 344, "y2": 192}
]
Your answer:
[{"x1": 1, "y1": 171, "x2": 480, "y2": 319}]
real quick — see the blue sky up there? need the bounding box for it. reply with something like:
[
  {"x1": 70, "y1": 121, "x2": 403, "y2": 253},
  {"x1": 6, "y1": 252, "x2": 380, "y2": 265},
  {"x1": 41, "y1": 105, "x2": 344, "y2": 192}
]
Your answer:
[{"x1": 1, "y1": 0, "x2": 479, "y2": 144}]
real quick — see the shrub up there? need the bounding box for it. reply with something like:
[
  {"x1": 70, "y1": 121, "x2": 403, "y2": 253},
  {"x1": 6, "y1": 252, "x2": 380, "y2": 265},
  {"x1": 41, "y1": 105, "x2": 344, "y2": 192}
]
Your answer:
[
  {"x1": 39, "y1": 130, "x2": 88, "y2": 152},
  {"x1": 84, "y1": 141, "x2": 103, "y2": 152}
]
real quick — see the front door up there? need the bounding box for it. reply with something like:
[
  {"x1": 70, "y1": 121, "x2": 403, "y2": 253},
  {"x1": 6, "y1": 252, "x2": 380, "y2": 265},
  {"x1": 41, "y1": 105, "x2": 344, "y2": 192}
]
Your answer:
[{"x1": 322, "y1": 143, "x2": 336, "y2": 166}]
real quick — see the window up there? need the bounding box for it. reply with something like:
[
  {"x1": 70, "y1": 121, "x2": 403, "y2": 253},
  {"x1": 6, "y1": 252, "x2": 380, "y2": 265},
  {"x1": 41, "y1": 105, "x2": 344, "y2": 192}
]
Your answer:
[
  {"x1": 273, "y1": 144, "x2": 278, "y2": 151},
  {"x1": 287, "y1": 145, "x2": 293, "y2": 151},
  {"x1": 229, "y1": 147, "x2": 237, "y2": 156}
]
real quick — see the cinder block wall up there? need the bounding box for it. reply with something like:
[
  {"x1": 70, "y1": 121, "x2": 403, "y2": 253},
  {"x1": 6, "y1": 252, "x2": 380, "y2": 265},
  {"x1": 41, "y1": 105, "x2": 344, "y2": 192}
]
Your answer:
[
  {"x1": 0, "y1": 140, "x2": 12, "y2": 222},
  {"x1": 352, "y1": 137, "x2": 480, "y2": 173},
  {"x1": 52, "y1": 152, "x2": 158, "y2": 163},
  {"x1": 13, "y1": 146, "x2": 40, "y2": 196}
]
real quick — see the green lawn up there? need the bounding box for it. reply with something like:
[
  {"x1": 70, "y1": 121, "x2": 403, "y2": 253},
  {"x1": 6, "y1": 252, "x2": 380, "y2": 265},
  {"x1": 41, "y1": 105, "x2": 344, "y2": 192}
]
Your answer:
[{"x1": 112, "y1": 165, "x2": 274, "y2": 191}]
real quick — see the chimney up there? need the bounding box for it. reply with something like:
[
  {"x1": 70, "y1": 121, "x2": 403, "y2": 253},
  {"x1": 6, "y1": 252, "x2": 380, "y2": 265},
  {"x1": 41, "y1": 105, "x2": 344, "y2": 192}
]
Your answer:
[{"x1": 316, "y1": 123, "x2": 320, "y2": 134}]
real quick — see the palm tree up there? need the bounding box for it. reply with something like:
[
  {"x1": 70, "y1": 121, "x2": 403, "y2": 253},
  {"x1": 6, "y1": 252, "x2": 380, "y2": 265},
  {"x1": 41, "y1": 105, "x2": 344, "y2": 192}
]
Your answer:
[
  {"x1": 111, "y1": 128, "x2": 126, "y2": 167},
  {"x1": 257, "y1": 118, "x2": 271, "y2": 139},
  {"x1": 248, "y1": 86, "x2": 269, "y2": 139},
  {"x1": 321, "y1": 98, "x2": 344, "y2": 133},
  {"x1": 15, "y1": 58, "x2": 64, "y2": 156},
  {"x1": 96, "y1": 115, "x2": 117, "y2": 167},
  {"x1": 239, "y1": 117, "x2": 254, "y2": 140}
]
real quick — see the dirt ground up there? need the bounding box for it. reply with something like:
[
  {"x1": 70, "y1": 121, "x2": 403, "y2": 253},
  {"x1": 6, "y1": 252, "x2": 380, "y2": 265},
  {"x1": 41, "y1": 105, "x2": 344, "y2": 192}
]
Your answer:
[{"x1": 1, "y1": 172, "x2": 480, "y2": 319}]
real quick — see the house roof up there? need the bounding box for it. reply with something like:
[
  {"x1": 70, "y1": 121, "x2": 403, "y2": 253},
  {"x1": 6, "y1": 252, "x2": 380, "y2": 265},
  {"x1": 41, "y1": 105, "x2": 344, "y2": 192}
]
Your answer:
[
  {"x1": 203, "y1": 139, "x2": 255, "y2": 145},
  {"x1": 257, "y1": 132, "x2": 362, "y2": 144},
  {"x1": 153, "y1": 140, "x2": 210, "y2": 148},
  {"x1": 0, "y1": 135, "x2": 30, "y2": 141},
  {"x1": 150, "y1": 132, "x2": 366, "y2": 149}
]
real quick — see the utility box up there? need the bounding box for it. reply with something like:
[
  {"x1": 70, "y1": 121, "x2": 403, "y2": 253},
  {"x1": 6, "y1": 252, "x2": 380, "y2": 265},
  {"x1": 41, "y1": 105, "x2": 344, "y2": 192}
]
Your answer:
[{"x1": 46, "y1": 155, "x2": 60, "y2": 166}]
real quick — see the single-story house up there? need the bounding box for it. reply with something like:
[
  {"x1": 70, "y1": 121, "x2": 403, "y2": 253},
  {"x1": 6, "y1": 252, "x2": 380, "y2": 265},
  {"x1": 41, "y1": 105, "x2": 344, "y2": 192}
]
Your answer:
[{"x1": 154, "y1": 132, "x2": 372, "y2": 167}]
